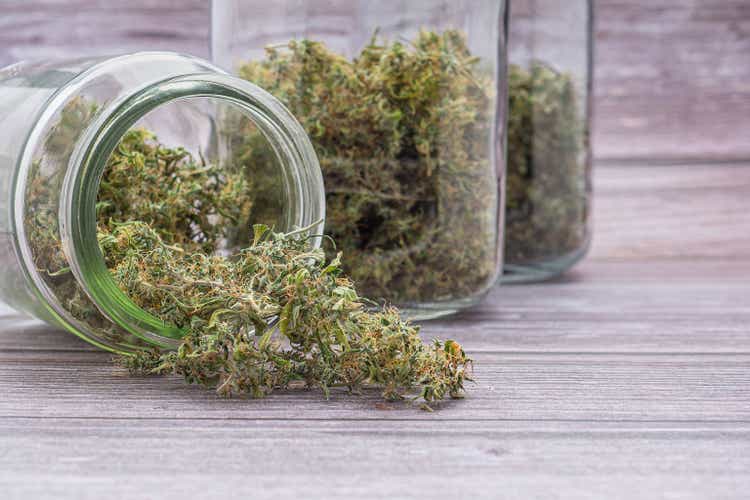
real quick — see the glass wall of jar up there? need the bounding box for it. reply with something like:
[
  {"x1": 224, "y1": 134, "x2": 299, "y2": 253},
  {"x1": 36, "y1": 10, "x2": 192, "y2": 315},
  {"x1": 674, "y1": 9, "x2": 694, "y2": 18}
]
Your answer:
[
  {"x1": 502, "y1": 0, "x2": 593, "y2": 282},
  {"x1": 0, "y1": 53, "x2": 325, "y2": 353},
  {"x1": 212, "y1": 0, "x2": 508, "y2": 319}
]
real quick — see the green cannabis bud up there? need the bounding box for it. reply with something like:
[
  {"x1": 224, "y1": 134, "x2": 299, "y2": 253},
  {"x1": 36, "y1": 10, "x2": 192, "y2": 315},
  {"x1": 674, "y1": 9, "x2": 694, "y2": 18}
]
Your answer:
[
  {"x1": 97, "y1": 131, "x2": 471, "y2": 407},
  {"x1": 110, "y1": 220, "x2": 471, "y2": 405},
  {"x1": 24, "y1": 97, "x2": 142, "y2": 347},
  {"x1": 505, "y1": 62, "x2": 589, "y2": 267},
  {"x1": 24, "y1": 97, "x2": 472, "y2": 408},
  {"x1": 233, "y1": 31, "x2": 589, "y2": 283},
  {"x1": 234, "y1": 29, "x2": 499, "y2": 306}
]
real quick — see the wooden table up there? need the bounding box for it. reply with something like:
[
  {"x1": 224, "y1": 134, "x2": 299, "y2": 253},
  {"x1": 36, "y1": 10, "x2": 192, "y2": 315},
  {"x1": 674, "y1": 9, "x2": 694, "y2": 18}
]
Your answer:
[{"x1": 1, "y1": 162, "x2": 748, "y2": 499}]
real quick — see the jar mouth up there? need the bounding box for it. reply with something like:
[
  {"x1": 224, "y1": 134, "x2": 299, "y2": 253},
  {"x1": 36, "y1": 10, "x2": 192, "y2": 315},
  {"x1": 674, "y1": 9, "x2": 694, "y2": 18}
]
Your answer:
[{"x1": 60, "y1": 73, "x2": 325, "y2": 349}]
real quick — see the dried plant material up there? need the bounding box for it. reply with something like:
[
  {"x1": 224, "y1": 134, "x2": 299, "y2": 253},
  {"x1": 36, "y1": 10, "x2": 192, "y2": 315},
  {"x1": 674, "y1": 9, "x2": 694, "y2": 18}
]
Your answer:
[
  {"x1": 23, "y1": 97, "x2": 138, "y2": 345},
  {"x1": 97, "y1": 129, "x2": 253, "y2": 254},
  {"x1": 24, "y1": 79, "x2": 473, "y2": 409},
  {"x1": 505, "y1": 62, "x2": 589, "y2": 267},
  {"x1": 110, "y1": 221, "x2": 471, "y2": 405},
  {"x1": 97, "y1": 131, "x2": 471, "y2": 407},
  {"x1": 233, "y1": 30, "x2": 499, "y2": 305},
  {"x1": 24, "y1": 115, "x2": 255, "y2": 348}
]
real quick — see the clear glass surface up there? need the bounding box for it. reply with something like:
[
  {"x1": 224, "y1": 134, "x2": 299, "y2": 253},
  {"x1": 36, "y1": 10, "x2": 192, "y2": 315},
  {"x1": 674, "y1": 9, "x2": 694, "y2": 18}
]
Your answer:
[
  {"x1": 502, "y1": 0, "x2": 594, "y2": 282},
  {"x1": 212, "y1": 0, "x2": 508, "y2": 319},
  {"x1": 0, "y1": 53, "x2": 325, "y2": 352}
]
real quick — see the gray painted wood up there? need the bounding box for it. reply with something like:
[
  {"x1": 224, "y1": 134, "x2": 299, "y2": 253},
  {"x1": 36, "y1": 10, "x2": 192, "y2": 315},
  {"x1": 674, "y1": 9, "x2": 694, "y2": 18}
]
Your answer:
[
  {"x1": 1, "y1": 1, "x2": 750, "y2": 493},
  {"x1": 5, "y1": 258, "x2": 750, "y2": 355},
  {"x1": 594, "y1": 0, "x2": 750, "y2": 161},
  {"x1": 3, "y1": 169, "x2": 750, "y2": 499},
  {"x1": 1, "y1": 419, "x2": 748, "y2": 500},
  {"x1": 0, "y1": 0, "x2": 210, "y2": 64},
  {"x1": 1, "y1": 0, "x2": 749, "y2": 161},
  {"x1": 1, "y1": 348, "x2": 749, "y2": 422},
  {"x1": 591, "y1": 162, "x2": 750, "y2": 259}
]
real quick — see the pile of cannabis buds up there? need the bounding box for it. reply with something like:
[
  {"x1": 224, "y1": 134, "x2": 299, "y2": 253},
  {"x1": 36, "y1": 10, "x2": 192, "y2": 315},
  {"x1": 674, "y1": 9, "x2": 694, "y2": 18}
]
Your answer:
[
  {"x1": 233, "y1": 29, "x2": 499, "y2": 304},
  {"x1": 233, "y1": 29, "x2": 587, "y2": 291},
  {"x1": 28, "y1": 30, "x2": 585, "y2": 409},
  {"x1": 108, "y1": 30, "x2": 488, "y2": 409},
  {"x1": 96, "y1": 129, "x2": 470, "y2": 409}
]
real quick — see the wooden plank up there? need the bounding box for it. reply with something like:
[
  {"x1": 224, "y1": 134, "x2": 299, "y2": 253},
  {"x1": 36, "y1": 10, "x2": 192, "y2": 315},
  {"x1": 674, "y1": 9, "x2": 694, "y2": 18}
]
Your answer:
[
  {"x1": 0, "y1": 0, "x2": 210, "y2": 65},
  {"x1": 0, "y1": 349, "x2": 748, "y2": 422},
  {"x1": 593, "y1": 0, "x2": 750, "y2": 161},
  {"x1": 4, "y1": 258, "x2": 750, "y2": 354},
  {"x1": 1, "y1": 419, "x2": 748, "y2": 500},
  {"x1": 591, "y1": 162, "x2": 750, "y2": 260}
]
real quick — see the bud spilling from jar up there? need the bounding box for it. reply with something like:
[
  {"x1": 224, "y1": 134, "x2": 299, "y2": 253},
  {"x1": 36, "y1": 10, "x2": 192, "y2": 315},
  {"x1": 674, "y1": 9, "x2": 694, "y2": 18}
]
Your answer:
[{"x1": 0, "y1": 53, "x2": 325, "y2": 353}]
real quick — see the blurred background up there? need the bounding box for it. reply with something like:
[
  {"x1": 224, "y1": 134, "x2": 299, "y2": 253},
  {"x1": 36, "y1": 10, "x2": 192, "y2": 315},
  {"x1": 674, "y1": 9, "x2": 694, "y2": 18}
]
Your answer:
[
  {"x1": 2, "y1": 0, "x2": 749, "y2": 261},
  {"x1": 2, "y1": 0, "x2": 748, "y2": 162}
]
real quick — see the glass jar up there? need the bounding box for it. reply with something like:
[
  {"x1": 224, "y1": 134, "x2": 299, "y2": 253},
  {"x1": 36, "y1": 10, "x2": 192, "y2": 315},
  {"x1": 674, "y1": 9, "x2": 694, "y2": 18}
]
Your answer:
[
  {"x1": 0, "y1": 53, "x2": 325, "y2": 353},
  {"x1": 502, "y1": 0, "x2": 593, "y2": 282},
  {"x1": 212, "y1": 0, "x2": 508, "y2": 319}
]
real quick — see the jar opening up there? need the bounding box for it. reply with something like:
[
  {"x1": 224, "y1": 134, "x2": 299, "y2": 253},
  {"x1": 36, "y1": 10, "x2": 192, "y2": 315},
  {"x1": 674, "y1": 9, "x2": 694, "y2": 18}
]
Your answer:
[
  {"x1": 106, "y1": 95, "x2": 290, "y2": 254},
  {"x1": 61, "y1": 74, "x2": 325, "y2": 348}
]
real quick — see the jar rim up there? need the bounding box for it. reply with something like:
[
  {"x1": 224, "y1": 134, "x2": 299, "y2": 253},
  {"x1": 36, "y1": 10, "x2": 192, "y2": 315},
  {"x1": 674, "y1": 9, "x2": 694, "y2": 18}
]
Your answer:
[
  {"x1": 61, "y1": 73, "x2": 325, "y2": 349},
  {"x1": 11, "y1": 54, "x2": 324, "y2": 352}
]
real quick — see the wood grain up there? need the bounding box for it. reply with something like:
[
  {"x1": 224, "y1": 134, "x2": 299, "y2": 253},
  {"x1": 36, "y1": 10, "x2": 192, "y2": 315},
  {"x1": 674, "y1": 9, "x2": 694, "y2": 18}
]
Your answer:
[
  {"x1": 1, "y1": 0, "x2": 749, "y2": 161},
  {"x1": 591, "y1": 162, "x2": 750, "y2": 260},
  {"x1": 0, "y1": 0, "x2": 210, "y2": 63},
  {"x1": 1, "y1": 3, "x2": 750, "y2": 492},
  {"x1": 1, "y1": 349, "x2": 749, "y2": 422},
  {"x1": 1, "y1": 419, "x2": 748, "y2": 500},
  {"x1": 0, "y1": 153, "x2": 747, "y2": 498},
  {"x1": 5, "y1": 259, "x2": 750, "y2": 355},
  {"x1": 594, "y1": 0, "x2": 750, "y2": 161},
  {"x1": 2, "y1": 269, "x2": 750, "y2": 500}
]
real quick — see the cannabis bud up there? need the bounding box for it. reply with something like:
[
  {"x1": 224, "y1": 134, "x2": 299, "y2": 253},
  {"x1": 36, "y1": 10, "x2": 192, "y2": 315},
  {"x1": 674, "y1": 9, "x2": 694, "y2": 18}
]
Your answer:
[
  {"x1": 99, "y1": 131, "x2": 472, "y2": 408},
  {"x1": 234, "y1": 29, "x2": 499, "y2": 308}
]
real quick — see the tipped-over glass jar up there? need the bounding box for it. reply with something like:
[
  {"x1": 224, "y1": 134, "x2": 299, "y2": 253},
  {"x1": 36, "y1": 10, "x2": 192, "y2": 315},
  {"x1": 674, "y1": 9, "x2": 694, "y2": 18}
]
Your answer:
[
  {"x1": 212, "y1": 0, "x2": 508, "y2": 319},
  {"x1": 0, "y1": 53, "x2": 325, "y2": 353},
  {"x1": 502, "y1": 0, "x2": 594, "y2": 282}
]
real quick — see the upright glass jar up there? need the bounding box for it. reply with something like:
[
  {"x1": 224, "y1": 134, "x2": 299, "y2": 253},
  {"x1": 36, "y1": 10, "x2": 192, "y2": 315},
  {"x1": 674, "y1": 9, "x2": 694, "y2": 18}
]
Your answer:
[
  {"x1": 212, "y1": 0, "x2": 508, "y2": 319},
  {"x1": 503, "y1": 0, "x2": 593, "y2": 281},
  {"x1": 0, "y1": 53, "x2": 325, "y2": 353}
]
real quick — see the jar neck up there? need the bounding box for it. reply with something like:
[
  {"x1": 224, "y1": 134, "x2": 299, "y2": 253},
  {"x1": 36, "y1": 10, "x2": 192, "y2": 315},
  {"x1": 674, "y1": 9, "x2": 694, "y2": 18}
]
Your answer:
[{"x1": 59, "y1": 73, "x2": 325, "y2": 349}]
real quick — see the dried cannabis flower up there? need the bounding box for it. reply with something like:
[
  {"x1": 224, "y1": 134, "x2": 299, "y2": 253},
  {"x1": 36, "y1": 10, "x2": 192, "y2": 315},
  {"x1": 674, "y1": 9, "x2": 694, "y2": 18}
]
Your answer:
[
  {"x1": 24, "y1": 97, "x2": 140, "y2": 345},
  {"x1": 505, "y1": 62, "x2": 589, "y2": 267},
  {"x1": 24, "y1": 69, "x2": 473, "y2": 407},
  {"x1": 24, "y1": 114, "x2": 254, "y2": 348},
  {"x1": 97, "y1": 129, "x2": 254, "y2": 254},
  {"x1": 234, "y1": 30, "x2": 499, "y2": 305},
  {"x1": 98, "y1": 131, "x2": 471, "y2": 407},
  {"x1": 108, "y1": 222, "x2": 471, "y2": 405}
]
